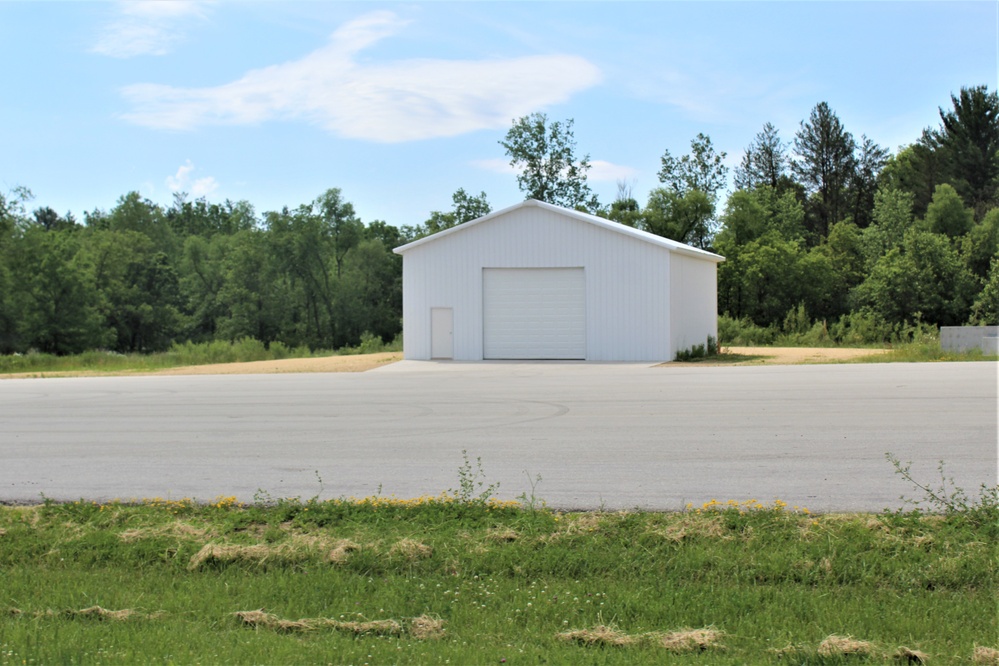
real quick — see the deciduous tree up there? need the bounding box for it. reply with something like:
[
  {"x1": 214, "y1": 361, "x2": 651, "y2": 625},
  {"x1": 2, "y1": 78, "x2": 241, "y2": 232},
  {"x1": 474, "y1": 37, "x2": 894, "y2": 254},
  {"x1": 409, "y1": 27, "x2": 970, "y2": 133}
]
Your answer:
[
  {"x1": 420, "y1": 189, "x2": 492, "y2": 236},
  {"x1": 924, "y1": 183, "x2": 973, "y2": 239},
  {"x1": 642, "y1": 188, "x2": 714, "y2": 249},
  {"x1": 658, "y1": 133, "x2": 729, "y2": 202},
  {"x1": 500, "y1": 113, "x2": 598, "y2": 211}
]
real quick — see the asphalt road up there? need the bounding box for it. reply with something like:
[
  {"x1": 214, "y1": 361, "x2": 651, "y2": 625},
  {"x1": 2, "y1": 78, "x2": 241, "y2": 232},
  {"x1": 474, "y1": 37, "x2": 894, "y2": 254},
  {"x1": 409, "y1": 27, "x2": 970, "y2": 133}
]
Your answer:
[{"x1": 1, "y1": 361, "x2": 996, "y2": 512}]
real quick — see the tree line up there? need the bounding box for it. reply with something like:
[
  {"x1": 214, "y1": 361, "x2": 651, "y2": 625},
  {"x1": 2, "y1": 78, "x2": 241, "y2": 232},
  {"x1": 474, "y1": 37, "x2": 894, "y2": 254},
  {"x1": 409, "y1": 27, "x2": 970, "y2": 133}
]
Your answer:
[
  {"x1": 0, "y1": 84, "x2": 995, "y2": 356},
  {"x1": 502, "y1": 86, "x2": 998, "y2": 337},
  {"x1": 0, "y1": 188, "x2": 411, "y2": 355}
]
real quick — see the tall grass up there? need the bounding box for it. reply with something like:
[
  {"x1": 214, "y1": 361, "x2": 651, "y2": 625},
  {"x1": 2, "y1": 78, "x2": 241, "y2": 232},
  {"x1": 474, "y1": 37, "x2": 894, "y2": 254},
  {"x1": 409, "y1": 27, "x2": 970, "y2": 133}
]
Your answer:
[
  {"x1": 718, "y1": 307, "x2": 948, "y2": 348},
  {"x1": 0, "y1": 334, "x2": 401, "y2": 375}
]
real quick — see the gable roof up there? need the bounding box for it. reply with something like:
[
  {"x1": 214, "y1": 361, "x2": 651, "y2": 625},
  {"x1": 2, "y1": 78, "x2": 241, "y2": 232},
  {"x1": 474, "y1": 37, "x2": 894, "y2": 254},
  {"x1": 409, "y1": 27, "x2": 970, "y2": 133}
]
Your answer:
[{"x1": 393, "y1": 199, "x2": 725, "y2": 263}]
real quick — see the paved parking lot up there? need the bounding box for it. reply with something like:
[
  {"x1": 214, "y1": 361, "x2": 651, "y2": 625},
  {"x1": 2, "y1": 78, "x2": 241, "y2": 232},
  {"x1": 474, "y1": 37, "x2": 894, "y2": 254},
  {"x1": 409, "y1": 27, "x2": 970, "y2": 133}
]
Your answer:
[{"x1": 1, "y1": 361, "x2": 996, "y2": 512}]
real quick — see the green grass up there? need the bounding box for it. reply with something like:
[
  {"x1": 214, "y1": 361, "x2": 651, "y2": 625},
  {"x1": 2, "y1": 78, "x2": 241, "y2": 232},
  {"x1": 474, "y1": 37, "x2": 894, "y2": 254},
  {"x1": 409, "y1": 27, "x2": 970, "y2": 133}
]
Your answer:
[
  {"x1": 1, "y1": 493, "x2": 995, "y2": 665},
  {"x1": 859, "y1": 341, "x2": 998, "y2": 364},
  {"x1": 0, "y1": 335, "x2": 402, "y2": 376}
]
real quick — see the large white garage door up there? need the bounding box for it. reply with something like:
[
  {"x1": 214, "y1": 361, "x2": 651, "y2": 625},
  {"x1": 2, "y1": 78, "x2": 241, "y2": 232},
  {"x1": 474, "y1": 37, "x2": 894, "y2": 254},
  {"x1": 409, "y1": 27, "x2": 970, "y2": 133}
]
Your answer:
[{"x1": 482, "y1": 268, "x2": 586, "y2": 360}]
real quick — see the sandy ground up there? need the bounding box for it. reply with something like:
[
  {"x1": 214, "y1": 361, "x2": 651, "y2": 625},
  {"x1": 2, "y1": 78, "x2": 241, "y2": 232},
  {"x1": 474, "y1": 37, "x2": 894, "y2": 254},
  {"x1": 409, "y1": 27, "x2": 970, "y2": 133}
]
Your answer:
[
  {"x1": 2, "y1": 352, "x2": 403, "y2": 379},
  {"x1": 1, "y1": 347, "x2": 891, "y2": 379},
  {"x1": 152, "y1": 351, "x2": 403, "y2": 375},
  {"x1": 704, "y1": 346, "x2": 890, "y2": 365}
]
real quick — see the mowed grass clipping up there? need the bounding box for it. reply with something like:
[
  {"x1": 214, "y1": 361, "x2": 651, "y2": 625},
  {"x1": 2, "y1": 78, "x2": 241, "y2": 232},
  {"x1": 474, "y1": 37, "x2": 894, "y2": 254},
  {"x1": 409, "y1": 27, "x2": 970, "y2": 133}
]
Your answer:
[{"x1": 0, "y1": 493, "x2": 996, "y2": 665}]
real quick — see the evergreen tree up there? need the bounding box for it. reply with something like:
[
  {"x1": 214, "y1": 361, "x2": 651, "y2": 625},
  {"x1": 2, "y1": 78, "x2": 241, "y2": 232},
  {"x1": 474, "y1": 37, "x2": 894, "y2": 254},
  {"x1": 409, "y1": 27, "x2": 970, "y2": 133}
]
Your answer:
[{"x1": 793, "y1": 102, "x2": 857, "y2": 239}]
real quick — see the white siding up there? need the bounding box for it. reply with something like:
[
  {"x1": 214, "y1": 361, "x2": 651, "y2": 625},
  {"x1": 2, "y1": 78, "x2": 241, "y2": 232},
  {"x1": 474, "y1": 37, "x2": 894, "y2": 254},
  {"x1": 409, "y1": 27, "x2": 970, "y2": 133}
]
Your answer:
[
  {"x1": 397, "y1": 201, "x2": 722, "y2": 362},
  {"x1": 400, "y1": 205, "x2": 675, "y2": 361},
  {"x1": 669, "y1": 252, "x2": 719, "y2": 358}
]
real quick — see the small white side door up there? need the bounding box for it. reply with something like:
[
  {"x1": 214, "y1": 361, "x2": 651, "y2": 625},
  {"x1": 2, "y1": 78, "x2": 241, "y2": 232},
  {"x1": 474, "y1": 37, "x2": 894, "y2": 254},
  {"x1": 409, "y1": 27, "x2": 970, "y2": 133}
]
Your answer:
[{"x1": 430, "y1": 307, "x2": 453, "y2": 359}]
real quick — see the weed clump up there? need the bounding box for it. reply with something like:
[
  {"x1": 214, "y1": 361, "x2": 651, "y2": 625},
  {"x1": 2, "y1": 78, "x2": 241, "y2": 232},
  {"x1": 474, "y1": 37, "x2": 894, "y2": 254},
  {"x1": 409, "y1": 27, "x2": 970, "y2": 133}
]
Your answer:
[
  {"x1": 674, "y1": 336, "x2": 719, "y2": 361},
  {"x1": 885, "y1": 452, "x2": 999, "y2": 533}
]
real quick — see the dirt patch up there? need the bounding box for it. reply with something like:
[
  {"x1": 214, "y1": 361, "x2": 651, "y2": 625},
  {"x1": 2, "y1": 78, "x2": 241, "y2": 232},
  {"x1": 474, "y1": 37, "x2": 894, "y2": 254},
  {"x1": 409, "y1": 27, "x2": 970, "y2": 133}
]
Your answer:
[
  {"x1": 668, "y1": 346, "x2": 889, "y2": 367},
  {"x1": 153, "y1": 352, "x2": 402, "y2": 376}
]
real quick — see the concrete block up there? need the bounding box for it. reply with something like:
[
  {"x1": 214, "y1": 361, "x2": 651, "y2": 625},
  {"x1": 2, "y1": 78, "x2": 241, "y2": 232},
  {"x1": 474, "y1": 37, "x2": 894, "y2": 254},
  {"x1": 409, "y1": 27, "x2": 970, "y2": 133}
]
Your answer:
[{"x1": 940, "y1": 326, "x2": 999, "y2": 354}]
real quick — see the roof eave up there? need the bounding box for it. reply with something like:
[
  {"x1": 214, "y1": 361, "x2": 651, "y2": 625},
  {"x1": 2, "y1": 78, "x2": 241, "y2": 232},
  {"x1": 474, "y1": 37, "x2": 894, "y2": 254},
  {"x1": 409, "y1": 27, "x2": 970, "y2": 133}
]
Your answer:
[{"x1": 393, "y1": 199, "x2": 725, "y2": 262}]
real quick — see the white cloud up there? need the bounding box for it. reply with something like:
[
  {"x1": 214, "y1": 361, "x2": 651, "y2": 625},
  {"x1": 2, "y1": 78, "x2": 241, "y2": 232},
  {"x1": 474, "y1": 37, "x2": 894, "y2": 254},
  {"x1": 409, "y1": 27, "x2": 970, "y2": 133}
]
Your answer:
[
  {"x1": 93, "y1": 1, "x2": 210, "y2": 58},
  {"x1": 166, "y1": 160, "x2": 219, "y2": 197},
  {"x1": 587, "y1": 160, "x2": 638, "y2": 182},
  {"x1": 119, "y1": 11, "x2": 603, "y2": 143},
  {"x1": 471, "y1": 157, "x2": 636, "y2": 182}
]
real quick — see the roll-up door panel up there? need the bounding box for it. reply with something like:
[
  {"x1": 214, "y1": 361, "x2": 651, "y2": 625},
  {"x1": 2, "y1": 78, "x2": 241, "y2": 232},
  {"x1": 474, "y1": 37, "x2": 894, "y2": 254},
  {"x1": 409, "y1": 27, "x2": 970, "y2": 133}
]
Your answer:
[{"x1": 482, "y1": 268, "x2": 586, "y2": 359}]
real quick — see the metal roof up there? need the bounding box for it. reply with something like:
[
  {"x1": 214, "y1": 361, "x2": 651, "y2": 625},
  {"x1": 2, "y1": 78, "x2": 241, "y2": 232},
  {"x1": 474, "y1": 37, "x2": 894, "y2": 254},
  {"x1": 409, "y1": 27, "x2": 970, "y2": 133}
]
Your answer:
[{"x1": 393, "y1": 199, "x2": 725, "y2": 263}]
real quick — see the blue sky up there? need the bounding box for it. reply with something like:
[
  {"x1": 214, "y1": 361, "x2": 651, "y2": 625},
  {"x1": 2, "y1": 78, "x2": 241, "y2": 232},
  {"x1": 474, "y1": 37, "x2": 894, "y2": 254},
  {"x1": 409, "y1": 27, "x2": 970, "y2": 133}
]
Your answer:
[{"x1": 1, "y1": 2, "x2": 995, "y2": 229}]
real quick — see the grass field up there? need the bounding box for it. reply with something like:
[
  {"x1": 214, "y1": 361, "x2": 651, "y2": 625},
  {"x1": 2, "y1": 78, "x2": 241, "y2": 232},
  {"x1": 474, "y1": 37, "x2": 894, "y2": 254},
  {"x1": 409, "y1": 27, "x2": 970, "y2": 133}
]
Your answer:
[
  {"x1": 0, "y1": 336, "x2": 402, "y2": 377},
  {"x1": 2, "y1": 339, "x2": 994, "y2": 378},
  {"x1": 1, "y1": 485, "x2": 996, "y2": 665}
]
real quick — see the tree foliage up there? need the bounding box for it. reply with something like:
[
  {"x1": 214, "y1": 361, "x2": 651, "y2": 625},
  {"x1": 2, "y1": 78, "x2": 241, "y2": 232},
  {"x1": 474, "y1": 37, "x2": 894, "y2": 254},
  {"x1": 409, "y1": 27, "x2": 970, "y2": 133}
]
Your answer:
[
  {"x1": 793, "y1": 102, "x2": 857, "y2": 238},
  {"x1": 658, "y1": 133, "x2": 729, "y2": 202},
  {"x1": 852, "y1": 229, "x2": 977, "y2": 327},
  {"x1": 734, "y1": 122, "x2": 789, "y2": 192},
  {"x1": 500, "y1": 113, "x2": 598, "y2": 211},
  {"x1": 925, "y1": 183, "x2": 973, "y2": 239},
  {"x1": 0, "y1": 186, "x2": 402, "y2": 355},
  {"x1": 937, "y1": 85, "x2": 999, "y2": 218},
  {"x1": 1, "y1": 86, "x2": 996, "y2": 356},
  {"x1": 642, "y1": 188, "x2": 714, "y2": 249},
  {"x1": 408, "y1": 189, "x2": 491, "y2": 238}
]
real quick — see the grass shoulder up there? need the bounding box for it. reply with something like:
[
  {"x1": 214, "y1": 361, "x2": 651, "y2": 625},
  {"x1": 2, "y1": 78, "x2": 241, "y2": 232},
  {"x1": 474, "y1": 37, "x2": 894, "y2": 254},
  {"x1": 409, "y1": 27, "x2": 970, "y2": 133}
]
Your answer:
[
  {"x1": 0, "y1": 335, "x2": 402, "y2": 378},
  {"x1": 1, "y1": 488, "x2": 995, "y2": 664},
  {"x1": 669, "y1": 342, "x2": 994, "y2": 366}
]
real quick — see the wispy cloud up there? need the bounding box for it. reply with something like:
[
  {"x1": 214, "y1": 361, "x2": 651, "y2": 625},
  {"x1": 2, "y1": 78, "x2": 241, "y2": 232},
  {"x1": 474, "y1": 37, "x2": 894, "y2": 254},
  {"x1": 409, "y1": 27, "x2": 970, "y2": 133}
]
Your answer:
[
  {"x1": 472, "y1": 158, "x2": 636, "y2": 182},
  {"x1": 166, "y1": 160, "x2": 218, "y2": 197},
  {"x1": 119, "y1": 10, "x2": 602, "y2": 143},
  {"x1": 93, "y1": 1, "x2": 210, "y2": 58},
  {"x1": 588, "y1": 160, "x2": 638, "y2": 182}
]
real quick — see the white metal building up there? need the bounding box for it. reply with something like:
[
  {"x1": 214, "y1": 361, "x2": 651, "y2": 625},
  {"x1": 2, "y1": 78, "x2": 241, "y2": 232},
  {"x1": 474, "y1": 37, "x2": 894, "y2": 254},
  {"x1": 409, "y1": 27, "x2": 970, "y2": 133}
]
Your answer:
[{"x1": 393, "y1": 199, "x2": 724, "y2": 362}]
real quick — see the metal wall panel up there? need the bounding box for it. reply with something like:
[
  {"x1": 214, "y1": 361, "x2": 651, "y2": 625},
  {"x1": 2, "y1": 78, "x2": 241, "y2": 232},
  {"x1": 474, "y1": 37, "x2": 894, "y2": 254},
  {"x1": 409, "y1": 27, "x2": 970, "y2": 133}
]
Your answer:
[
  {"x1": 400, "y1": 204, "x2": 717, "y2": 361},
  {"x1": 670, "y1": 253, "x2": 719, "y2": 358},
  {"x1": 482, "y1": 268, "x2": 586, "y2": 359}
]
